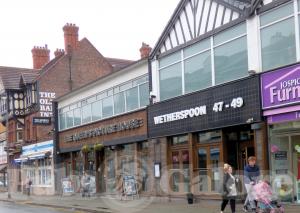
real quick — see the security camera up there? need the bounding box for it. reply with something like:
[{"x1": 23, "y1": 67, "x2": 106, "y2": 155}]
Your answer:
[
  {"x1": 150, "y1": 91, "x2": 156, "y2": 98},
  {"x1": 248, "y1": 70, "x2": 256, "y2": 75}
]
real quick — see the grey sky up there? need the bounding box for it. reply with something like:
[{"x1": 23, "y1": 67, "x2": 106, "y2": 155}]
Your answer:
[{"x1": 0, "y1": 0, "x2": 179, "y2": 68}]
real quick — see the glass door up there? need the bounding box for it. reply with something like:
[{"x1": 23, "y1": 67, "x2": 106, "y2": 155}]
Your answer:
[
  {"x1": 170, "y1": 150, "x2": 190, "y2": 194},
  {"x1": 291, "y1": 135, "x2": 300, "y2": 203},
  {"x1": 195, "y1": 145, "x2": 221, "y2": 193}
]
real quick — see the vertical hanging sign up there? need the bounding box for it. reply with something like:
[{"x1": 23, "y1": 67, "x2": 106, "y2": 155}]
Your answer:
[{"x1": 39, "y1": 92, "x2": 56, "y2": 117}]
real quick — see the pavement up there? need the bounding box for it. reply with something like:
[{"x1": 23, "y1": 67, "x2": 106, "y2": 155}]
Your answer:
[{"x1": 0, "y1": 192, "x2": 300, "y2": 213}]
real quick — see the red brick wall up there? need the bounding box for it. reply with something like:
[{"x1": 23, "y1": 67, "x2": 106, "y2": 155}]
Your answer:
[{"x1": 25, "y1": 38, "x2": 114, "y2": 144}]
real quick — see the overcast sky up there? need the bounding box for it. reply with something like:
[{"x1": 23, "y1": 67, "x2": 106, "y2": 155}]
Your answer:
[{"x1": 0, "y1": 0, "x2": 179, "y2": 68}]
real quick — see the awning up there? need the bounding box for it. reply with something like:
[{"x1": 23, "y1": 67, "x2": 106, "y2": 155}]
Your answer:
[
  {"x1": 0, "y1": 164, "x2": 7, "y2": 172},
  {"x1": 27, "y1": 151, "x2": 52, "y2": 160},
  {"x1": 14, "y1": 157, "x2": 29, "y2": 163}
]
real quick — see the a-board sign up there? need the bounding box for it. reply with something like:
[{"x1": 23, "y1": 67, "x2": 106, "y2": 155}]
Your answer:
[
  {"x1": 123, "y1": 175, "x2": 137, "y2": 196},
  {"x1": 61, "y1": 178, "x2": 74, "y2": 194}
]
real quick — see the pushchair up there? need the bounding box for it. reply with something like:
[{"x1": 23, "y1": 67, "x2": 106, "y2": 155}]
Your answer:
[{"x1": 253, "y1": 181, "x2": 284, "y2": 213}]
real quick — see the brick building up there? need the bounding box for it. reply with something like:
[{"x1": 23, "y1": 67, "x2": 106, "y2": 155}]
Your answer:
[
  {"x1": 0, "y1": 23, "x2": 132, "y2": 195},
  {"x1": 55, "y1": 43, "x2": 151, "y2": 195}
]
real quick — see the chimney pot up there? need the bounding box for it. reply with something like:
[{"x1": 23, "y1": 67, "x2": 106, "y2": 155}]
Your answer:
[
  {"x1": 139, "y1": 42, "x2": 152, "y2": 59},
  {"x1": 63, "y1": 23, "x2": 79, "y2": 54},
  {"x1": 31, "y1": 44, "x2": 50, "y2": 69}
]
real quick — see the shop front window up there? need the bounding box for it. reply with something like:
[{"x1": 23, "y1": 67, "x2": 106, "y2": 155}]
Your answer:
[
  {"x1": 268, "y1": 122, "x2": 300, "y2": 202},
  {"x1": 38, "y1": 158, "x2": 52, "y2": 186},
  {"x1": 171, "y1": 134, "x2": 188, "y2": 146}
]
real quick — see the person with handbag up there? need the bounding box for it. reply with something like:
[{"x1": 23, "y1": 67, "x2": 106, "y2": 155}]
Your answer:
[{"x1": 221, "y1": 163, "x2": 239, "y2": 213}]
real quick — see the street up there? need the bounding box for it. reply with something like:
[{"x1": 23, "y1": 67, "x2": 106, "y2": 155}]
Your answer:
[{"x1": 0, "y1": 201, "x2": 74, "y2": 213}]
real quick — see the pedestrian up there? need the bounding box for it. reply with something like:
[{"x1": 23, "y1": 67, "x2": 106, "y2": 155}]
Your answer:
[
  {"x1": 25, "y1": 176, "x2": 32, "y2": 196},
  {"x1": 243, "y1": 156, "x2": 260, "y2": 212},
  {"x1": 81, "y1": 171, "x2": 90, "y2": 197},
  {"x1": 220, "y1": 163, "x2": 238, "y2": 213}
]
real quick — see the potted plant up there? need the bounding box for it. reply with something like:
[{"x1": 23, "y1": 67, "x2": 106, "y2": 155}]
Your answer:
[
  {"x1": 94, "y1": 143, "x2": 104, "y2": 152},
  {"x1": 81, "y1": 145, "x2": 90, "y2": 153}
]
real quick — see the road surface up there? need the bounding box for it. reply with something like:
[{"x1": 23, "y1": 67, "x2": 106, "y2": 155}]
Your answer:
[{"x1": 0, "y1": 201, "x2": 74, "y2": 213}]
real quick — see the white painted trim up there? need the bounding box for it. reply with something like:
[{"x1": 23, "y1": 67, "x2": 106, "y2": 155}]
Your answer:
[
  {"x1": 247, "y1": 15, "x2": 261, "y2": 73},
  {"x1": 294, "y1": 0, "x2": 300, "y2": 61},
  {"x1": 210, "y1": 37, "x2": 215, "y2": 86},
  {"x1": 155, "y1": 60, "x2": 160, "y2": 102}
]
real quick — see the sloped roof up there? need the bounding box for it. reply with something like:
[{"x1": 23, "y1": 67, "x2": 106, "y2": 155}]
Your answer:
[
  {"x1": 105, "y1": 57, "x2": 135, "y2": 71},
  {"x1": 0, "y1": 66, "x2": 38, "y2": 90},
  {"x1": 36, "y1": 37, "x2": 133, "y2": 80},
  {"x1": 20, "y1": 72, "x2": 39, "y2": 86},
  {"x1": 151, "y1": 0, "x2": 262, "y2": 58}
]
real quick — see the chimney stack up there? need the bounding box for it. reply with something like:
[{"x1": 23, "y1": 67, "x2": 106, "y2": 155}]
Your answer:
[
  {"x1": 54, "y1": 48, "x2": 65, "y2": 58},
  {"x1": 63, "y1": 23, "x2": 79, "y2": 54},
  {"x1": 139, "y1": 42, "x2": 152, "y2": 59},
  {"x1": 31, "y1": 44, "x2": 50, "y2": 69}
]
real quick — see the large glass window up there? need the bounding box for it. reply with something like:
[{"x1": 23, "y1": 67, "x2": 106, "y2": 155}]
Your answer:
[
  {"x1": 160, "y1": 63, "x2": 182, "y2": 101},
  {"x1": 81, "y1": 104, "x2": 91, "y2": 124},
  {"x1": 260, "y1": 3, "x2": 296, "y2": 71},
  {"x1": 66, "y1": 110, "x2": 73, "y2": 128},
  {"x1": 91, "y1": 100, "x2": 102, "y2": 121},
  {"x1": 158, "y1": 23, "x2": 248, "y2": 101},
  {"x1": 58, "y1": 75, "x2": 149, "y2": 130},
  {"x1": 139, "y1": 83, "x2": 149, "y2": 107},
  {"x1": 126, "y1": 87, "x2": 139, "y2": 111},
  {"x1": 214, "y1": 24, "x2": 248, "y2": 84},
  {"x1": 102, "y1": 96, "x2": 113, "y2": 118},
  {"x1": 114, "y1": 92, "x2": 125, "y2": 114},
  {"x1": 74, "y1": 108, "x2": 81, "y2": 126},
  {"x1": 184, "y1": 50, "x2": 211, "y2": 93},
  {"x1": 214, "y1": 36, "x2": 248, "y2": 84},
  {"x1": 59, "y1": 113, "x2": 66, "y2": 130}
]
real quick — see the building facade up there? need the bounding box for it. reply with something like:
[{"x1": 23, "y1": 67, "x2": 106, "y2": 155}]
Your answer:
[
  {"x1": 147, "y1": 0, "x2": 300, "y2": 200},
  {"x1": 0, "y1": 23, "x2": 132, "y2": 195},
  {"x1": 261, "y1": 62, "x2": 300, "y2": 203},
  {"x1": 56, "y1": 45, "x2": 152, "y2": 195}
]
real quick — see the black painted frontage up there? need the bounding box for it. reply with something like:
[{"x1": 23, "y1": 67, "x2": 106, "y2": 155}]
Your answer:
[{"x1": 147, "y1": 75, "x2": 268, "y2": 198}]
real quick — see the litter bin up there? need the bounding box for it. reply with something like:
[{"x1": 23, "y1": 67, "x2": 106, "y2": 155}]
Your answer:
[{"x1": 187, "y1": 193, "x2": 194, "y2": 204}]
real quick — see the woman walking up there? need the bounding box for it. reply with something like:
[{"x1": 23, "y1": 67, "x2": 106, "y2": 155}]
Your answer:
[{"x1": 221, "y1": 164, "x2": 238, "y2": 213}]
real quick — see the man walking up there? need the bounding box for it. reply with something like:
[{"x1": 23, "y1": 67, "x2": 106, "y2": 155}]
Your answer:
[{"x1": 243, "y1": 156, "x2": 260, "y2": 212}]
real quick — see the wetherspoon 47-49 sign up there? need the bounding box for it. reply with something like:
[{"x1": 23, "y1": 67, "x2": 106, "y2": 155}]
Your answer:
[
  {"x1": 261, "y1": 63, "x2": 300, "y2": 109},
  {"x1": 148, "y1": 76, "x2": 261, "y2": 138}
]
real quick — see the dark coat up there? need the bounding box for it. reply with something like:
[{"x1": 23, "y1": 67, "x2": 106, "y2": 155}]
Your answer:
[{"x1": 222, "y1": 173, "x2": 238, "y2": 199}]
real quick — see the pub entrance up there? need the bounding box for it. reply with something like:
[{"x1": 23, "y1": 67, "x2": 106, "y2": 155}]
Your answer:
[{"x1": 223, "y1": 125, "x2": 255, "y2": 173}]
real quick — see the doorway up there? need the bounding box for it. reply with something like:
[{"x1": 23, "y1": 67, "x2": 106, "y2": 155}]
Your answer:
[{"x1": 223, "y1": 125, "x2": 255, "y2": 172}]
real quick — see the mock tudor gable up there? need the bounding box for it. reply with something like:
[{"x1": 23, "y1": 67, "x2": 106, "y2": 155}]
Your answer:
[{"x1": 151, "y1": 0, "x2": 264, "y2": 57}]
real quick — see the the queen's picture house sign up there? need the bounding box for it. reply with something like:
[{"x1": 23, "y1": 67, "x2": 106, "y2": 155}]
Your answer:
[
  {"x1": 148, "y1": 76, "x2": 262, "y2": 138},
  {"x1": 65, "y1": 119, "x2": 143, "y2": 143}
]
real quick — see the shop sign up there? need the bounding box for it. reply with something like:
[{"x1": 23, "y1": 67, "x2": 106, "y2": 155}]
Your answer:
[
  {"x1": 261, "y1": 63, "x2": 300, "y2": 109},
  {"x1": 154, "y1": 97, "x2": 244, "y2": 125},
  {"x1": 39, "y1": 92, "x2": 55, "y2": 117},
  {"x1": 65, "y1": 119, "x2": 143, "y2": 143},
  {"x1": 148, "y1": 76, "x2": 261, "y2": 138},
  {"x1": 22, "y1": 140, "x2": 53, "y2": 156},
  {"x1": 32, "y1": 117, "x2": 51, "y2": 125},
  {"x1": 275, "y1": 151, "x2": 288, "y2": 160}
]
